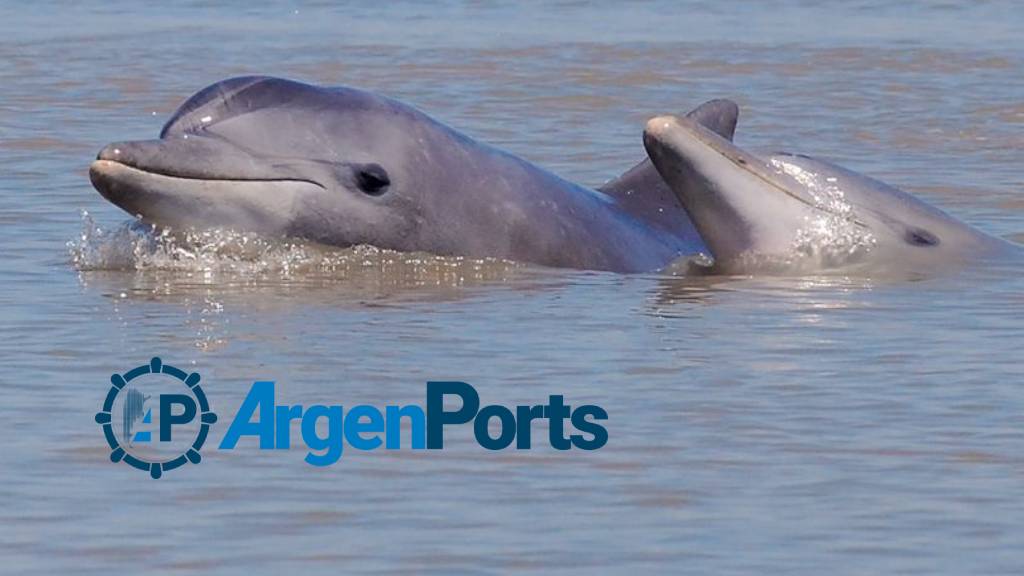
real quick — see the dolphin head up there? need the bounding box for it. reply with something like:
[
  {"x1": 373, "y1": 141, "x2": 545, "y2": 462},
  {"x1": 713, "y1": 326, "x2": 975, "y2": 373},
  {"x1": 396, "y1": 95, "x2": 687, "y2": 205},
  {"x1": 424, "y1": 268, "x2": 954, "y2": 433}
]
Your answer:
[
  {"x1": 643, "y1": 114, "x2": 1008, "y2": 274},
  {"x1": 90, "y1": 76, "x2": 436, "y2": 249}
]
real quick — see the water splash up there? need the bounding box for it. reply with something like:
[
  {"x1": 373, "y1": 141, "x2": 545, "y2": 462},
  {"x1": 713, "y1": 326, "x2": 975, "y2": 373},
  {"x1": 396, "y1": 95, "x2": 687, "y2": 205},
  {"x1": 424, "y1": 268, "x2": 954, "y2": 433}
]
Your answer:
[
  {"x1": 770, "y1": 158, "x2": 877, "y2": 270},
  {"x1": 68, "y1": 211, "x2": 358, "y2": 274},
  {"x1": 66, "y1": 211, "x2": 525, "y2": 284}
]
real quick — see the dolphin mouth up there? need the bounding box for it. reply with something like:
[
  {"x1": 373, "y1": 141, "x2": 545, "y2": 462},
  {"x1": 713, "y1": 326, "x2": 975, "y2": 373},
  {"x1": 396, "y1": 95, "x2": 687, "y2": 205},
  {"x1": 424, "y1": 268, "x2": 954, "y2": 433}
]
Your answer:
[
  {"x1": 93, "y1": 141, "x2": 326, "y2": 189},
  {"x1": 90, "y1": 158, "x2": 324, "y2": 189},
  {"x1": 88, "y1": 159, "x2": 318, "y2": 235},
  {"x1": 89, "y1": 158, "x2": 320, "y2": 214}
]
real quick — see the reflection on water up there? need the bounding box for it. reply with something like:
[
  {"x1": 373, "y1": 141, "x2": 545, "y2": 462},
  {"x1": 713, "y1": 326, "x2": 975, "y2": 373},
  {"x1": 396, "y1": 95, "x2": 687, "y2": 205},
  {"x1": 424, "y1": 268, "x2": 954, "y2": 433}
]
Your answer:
[
  {"x1": 68, "y1": 212, "x2": 534, "y2": 304},
  {"x1": 3, "y1": 1, "x2": 1024, "y2": 575}
]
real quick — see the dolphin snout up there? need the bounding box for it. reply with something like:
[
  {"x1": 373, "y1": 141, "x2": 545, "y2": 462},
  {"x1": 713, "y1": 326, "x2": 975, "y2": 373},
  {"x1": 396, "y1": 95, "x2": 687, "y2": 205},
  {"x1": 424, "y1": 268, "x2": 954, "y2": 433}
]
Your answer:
[
  {"x1": 643, "y1": 115, "x2": 680, "y2": 141},
  {"x1": 643, "y1": 115, "x2": 707, "y2": 153},
  {"x1": 93, "y1": 139, "x2": 177, "y2": 174},
  {"x1": 89, "y1": 159, "x2": 142, "y2": 211},
  {"x1": 642, "y1": 116, "x2": 690, "y2": 171},
  {"x1": 96, "y1": 142, "x2": 125, "y2": 161},
  {"x1": 642, "y1": 115, "x2": 701, "y2": 164},
  {"x1": 643, "y1": 116, "x2": 680, "y2": 157},
  {"x1": 91, "y1": 137, "x2": 270, "y2": 182}
]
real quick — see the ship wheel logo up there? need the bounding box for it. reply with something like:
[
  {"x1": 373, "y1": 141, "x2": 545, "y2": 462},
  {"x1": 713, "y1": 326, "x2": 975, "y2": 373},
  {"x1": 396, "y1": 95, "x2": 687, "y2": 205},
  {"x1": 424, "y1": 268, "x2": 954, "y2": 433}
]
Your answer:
[{"x1": 95, "y1": 357, "x2": 218, "y2": 479}]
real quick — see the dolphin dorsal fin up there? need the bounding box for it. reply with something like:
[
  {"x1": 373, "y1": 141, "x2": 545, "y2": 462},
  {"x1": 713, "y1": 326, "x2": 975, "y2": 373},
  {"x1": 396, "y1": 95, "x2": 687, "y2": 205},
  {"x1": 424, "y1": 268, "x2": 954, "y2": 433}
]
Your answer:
[
  {"x1": 597, "y1": 99, "x2": 738, "y2": 235},
  {"x1": 685, "y1": 98, "x2": 739, "y2": 142}
]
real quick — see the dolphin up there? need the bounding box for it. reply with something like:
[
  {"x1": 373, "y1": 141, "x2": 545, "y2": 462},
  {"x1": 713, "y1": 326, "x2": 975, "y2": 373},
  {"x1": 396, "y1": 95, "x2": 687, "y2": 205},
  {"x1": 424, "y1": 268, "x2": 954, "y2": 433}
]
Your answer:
[
  {"x1": 89, "y1": 76, "x2": 733, "y2": 273},
  {"x1": 597, "y1": 98, "x2": 738, "y2": 234},
  {"x1": 642, "y1": 114, "x2": 1018, "y2": 275}
]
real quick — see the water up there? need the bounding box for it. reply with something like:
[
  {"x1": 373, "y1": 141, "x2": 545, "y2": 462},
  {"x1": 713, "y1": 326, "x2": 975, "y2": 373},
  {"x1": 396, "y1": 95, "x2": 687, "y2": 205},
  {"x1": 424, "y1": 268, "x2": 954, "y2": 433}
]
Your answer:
[{"x1": 2, "y1": 2, "x2": 1024, "y2": 574}]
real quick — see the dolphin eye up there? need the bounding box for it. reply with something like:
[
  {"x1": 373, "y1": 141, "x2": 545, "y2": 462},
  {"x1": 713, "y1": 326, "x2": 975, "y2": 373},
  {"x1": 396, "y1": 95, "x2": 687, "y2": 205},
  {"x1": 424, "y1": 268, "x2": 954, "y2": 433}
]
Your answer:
[
  {"x1": 905, "y1": 228, "x2": 939, "y2": 247},
  {"x1": 354, "y1": 164, "x2": 390, "y2": 196}
]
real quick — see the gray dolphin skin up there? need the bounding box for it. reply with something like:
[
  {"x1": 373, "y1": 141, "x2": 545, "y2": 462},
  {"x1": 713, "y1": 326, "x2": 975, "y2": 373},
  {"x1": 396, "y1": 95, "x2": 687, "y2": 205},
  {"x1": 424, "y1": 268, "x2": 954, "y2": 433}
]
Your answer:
[
  {"x1": 643, "y1": 114, "x2": 1017, "y2": 275},
  {"x1": 90, "y1": 76, "x2": 733, "y2": 273},
  {"x1": 599, "y1": 99, "x2": 737, "y2": 234}
]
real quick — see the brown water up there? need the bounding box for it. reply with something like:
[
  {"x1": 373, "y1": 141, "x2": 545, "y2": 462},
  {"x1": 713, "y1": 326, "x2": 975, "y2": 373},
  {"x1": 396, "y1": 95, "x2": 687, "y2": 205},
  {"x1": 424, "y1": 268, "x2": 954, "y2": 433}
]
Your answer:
[{"x1": 2, "y1": 2, "x2": 1024, "y2": 574}]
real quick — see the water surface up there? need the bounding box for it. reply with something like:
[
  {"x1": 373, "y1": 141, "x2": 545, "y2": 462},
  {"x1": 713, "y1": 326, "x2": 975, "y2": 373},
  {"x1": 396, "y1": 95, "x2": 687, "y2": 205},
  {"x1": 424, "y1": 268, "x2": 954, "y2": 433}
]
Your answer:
[{"x1": 2, "y1": 2, "x2": 1023, "y2": 574}]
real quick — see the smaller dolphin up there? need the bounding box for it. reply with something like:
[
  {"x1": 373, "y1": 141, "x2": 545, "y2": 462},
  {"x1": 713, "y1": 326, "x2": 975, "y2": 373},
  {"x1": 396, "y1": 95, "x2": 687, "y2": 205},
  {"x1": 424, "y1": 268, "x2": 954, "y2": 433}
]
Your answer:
[{"x1": 643, "y1": 114, "x2": 1018, "y2": 275}]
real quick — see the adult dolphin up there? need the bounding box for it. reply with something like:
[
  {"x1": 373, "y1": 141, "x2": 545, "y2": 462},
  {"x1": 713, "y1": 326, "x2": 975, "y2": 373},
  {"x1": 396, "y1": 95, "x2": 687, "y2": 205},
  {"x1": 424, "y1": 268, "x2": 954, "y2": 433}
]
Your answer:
[
  {"x1": 643, "y1": 114, "x2": 1018, "y2": 275},
  {"x1": 90, "y1": 76, "x2": 733, "y2": 273}
]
